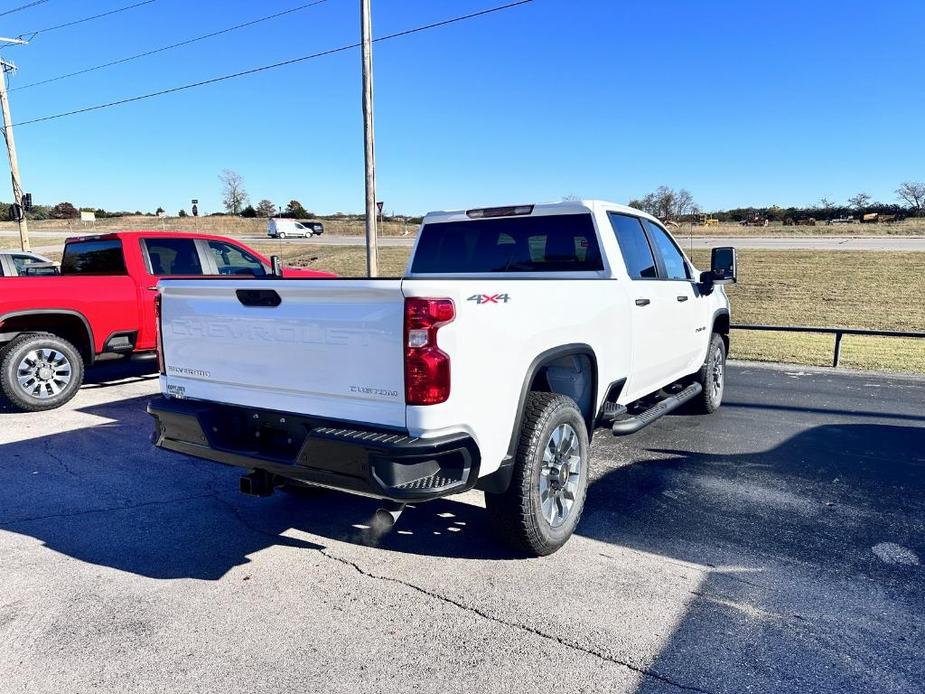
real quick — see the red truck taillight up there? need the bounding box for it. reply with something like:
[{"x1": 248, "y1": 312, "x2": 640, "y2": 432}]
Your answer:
[
  {"x1": 404, "y1": 298, "x2": 454, "y2": 406},
  {"x1": 154, "y1": 292, "x2": 165, "y2": 375}
]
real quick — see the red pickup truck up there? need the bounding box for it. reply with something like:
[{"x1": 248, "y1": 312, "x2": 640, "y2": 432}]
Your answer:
[{"x1": 0, "y1": 230, "x2": 331, "y2": 411}]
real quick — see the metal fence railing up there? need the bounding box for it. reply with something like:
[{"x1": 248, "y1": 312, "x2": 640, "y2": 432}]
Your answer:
[{"x1": 730, "y1": 324, "x2": 925, "y2": 368}]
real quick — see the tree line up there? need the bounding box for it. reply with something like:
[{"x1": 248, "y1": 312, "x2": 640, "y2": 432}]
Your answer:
[
  {"x1": 628, "y1": 181, "x2": 925, "y2": 222},
  {"x1": 8, "y1": 170, "x2": 923, "y2": 224}
]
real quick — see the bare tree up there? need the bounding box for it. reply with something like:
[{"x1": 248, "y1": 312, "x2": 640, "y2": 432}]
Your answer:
[
  {"x1": 895, "y1": 181, "x2": 925, "y2": 214},
  {"x1": 847, "y1": 192, "x2": 871, "y2": 211},
  {"x1": 219, "y1": 169, "x2": 249, "y2": 215},
  {"x1": 818, "y1": 197, "x2": 836, "y2": 211},
  {"x1": 654, "y1": 186, "x2": 675, "y2": 219},
  {"x1": 255, "y1": 199, "x2": 277, "y2": 218},
  {"x1": 629, "y1": 186, "x2": 697, "y2": 220},
  {"x1": 673, "y1": 189, "x2": 696, "y2": 218}
]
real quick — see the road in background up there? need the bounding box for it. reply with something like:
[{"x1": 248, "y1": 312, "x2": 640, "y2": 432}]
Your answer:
[
  {"x1": 3, "y1": 231, "x2": 924, "y2": 251},
  {"x1": 246, "y1": 234, "x2": 925, "y2": 251},
  {"x1": 682, "y1": 235, "x2": 925, "y2": 251},
  {"x1": 1, "y1": 363, "x2": 922, "y2": 693}
]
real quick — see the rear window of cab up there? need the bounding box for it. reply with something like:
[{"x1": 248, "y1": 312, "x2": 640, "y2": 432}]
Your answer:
[
  {"x1": 411, "y1": 213, "x2": 603, "y2": 274},
  {"x1": 60, "y1": 240, "x2": 127, "y2": 275}
]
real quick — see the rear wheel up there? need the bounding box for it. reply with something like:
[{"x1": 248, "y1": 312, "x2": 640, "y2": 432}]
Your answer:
[
  {"x1": 0, "y1": 333, "x2": 85, "y2": 411},
  {"x1": 278, "y1": 231, "x2": 287, "y2": 239},
  {"x1": 690, "y1": 332, "x2": 726, "y2": 414},
  {"x1": 485, "y1": 392, "x2": 590, "y2": 556}
]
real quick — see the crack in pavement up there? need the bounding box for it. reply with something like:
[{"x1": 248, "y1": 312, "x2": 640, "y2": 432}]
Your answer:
[
  {"x1": 0, "y1": 482, "x2": 712, "y2": 693},
  {"x1": 41, "y1": 438, "x2": 81, "y2": 478},
  {"x1": 318, "y1": 549, "x2": 716, "y2": 694},
  {"x1": 198, "y1": 499, "x2": 715, "y2": 693}
]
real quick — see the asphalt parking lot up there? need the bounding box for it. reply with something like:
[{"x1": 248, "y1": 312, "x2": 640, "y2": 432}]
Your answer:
[{"x1": 1, "y1": 362, "x2": 922, "y2": 693}]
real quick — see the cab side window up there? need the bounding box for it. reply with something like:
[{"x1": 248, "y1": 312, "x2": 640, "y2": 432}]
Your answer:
[
  {"x1": 608, "y1": 212, "x2": 657, "y2": 279},
  {"x1": 207, "y1": 241, "x2": 267, "y2": 276},
  {"x1": 143, "y1": 238, "x2": 203, "y2": 276},
  {"x1": 642, "y1": 220, "x2": 690, "y2": 280}
]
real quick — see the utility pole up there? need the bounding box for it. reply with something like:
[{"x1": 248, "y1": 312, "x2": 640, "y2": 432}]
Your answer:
[
  {"x1": 0, "y1": 37, "x2": 29, "y2": 252},
  {"x1": 360, "y1": 0, "x2": 378, "y2": 276}
]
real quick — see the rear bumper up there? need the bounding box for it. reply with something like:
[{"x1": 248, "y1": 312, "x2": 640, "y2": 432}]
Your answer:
[{"x1": 147, "y1": 396, "x2": 480, "y2": 502}]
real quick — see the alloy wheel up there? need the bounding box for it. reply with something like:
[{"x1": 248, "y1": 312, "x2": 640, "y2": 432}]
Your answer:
[
  {"x1": 17, "y1": 348, "x2": 72, "y2": 399},
  {"x1": 538, "y1": 423, "x2": 582, "y2": 528}
]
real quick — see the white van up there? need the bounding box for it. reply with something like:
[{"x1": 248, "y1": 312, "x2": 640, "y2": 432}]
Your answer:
[{"x1": 267, "y1": 218, "x2": 324, "y2": 239}]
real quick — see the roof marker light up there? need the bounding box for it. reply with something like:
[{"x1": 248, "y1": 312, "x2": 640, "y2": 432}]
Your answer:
[{"x1": 466, "y1": 204, "x2": 534, "y2": 219}]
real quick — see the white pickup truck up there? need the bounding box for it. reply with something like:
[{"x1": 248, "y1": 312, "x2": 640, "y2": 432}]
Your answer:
[{"x1": 149, "y1": 200, "x2": 736, "y2": 555}]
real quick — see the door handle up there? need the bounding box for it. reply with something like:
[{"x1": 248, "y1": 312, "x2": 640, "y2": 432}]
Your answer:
[
  {"x1": 677, "y1": 295, "x2": 689, "y2": 302},
  {"x1": 635, "y1": 298, "x2": 650, "y2": 306}
]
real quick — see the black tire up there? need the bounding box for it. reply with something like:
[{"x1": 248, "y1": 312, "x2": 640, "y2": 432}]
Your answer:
[
  {"x1": 0, "y1": 333, "x2": 85, "y2": 412},
  {"x1": 279, "y1": 231, "x2": 287, "y2": 239},
  {"x1": 690, "y1": 332, "x2": 726, "y2": 414},
  {"x1": 485, "y1": 392, "x2": 590, "y2": 556}
]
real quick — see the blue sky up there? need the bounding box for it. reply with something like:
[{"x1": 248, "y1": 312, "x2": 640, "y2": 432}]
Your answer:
[{"x1": 2, "y1": 0, "x2": 924, "y2": 215}]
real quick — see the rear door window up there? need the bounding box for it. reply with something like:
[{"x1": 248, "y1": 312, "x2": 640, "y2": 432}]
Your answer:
[
  {"x1": 608, "y1": 213, "x2": 658, "y2": 279},
  {"x1": 60, "y1": 240, "x2": 127, "y2": 275},
  {"x1": 207, "y1": 240, "x2": 267, "y2": 276},
  {"x1": 142, "y1": 238, "x2": 203, "y2": 276},
  {"x1": 411, "y1": 214, "x2": 603, "y2": 273}
]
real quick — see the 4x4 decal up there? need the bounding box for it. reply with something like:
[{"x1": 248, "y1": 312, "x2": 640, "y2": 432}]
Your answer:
[{"x1": 467, "y1": 293, "x2": 511, "y2": 305}]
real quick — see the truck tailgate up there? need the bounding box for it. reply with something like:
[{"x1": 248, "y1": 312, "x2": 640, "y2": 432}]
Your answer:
[{"x1": 158, "y1": 279, "x2": 406, "y2": 428}]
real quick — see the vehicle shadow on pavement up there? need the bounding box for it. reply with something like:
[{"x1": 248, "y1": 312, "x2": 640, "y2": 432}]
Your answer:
[
  {"x1": 2, "y1": 389, "x2": 923, "y2": 577},
  {"x1": 0, "y1": 391, "x2": 516, "y2": 580},
  {"x1": 1, "y1": 391, "x2": 924, "y2": 689},
  {"x1": 81, "y1": 357, "x2": 160, "y2": 388},
  {"x1": 581, "y1": 421, "x2": 925, "y2": 693}
]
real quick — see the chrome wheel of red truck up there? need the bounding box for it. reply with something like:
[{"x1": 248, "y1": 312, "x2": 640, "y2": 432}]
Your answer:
[{"x1": 0, "y1": 333, "x2": 84, "y2": 412}]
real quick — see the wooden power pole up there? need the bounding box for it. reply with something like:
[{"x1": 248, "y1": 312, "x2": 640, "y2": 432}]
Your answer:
[
  {"x1": 0, "y1": 37, "x2": 29, "y2": 252},
  {"x1": 360, "y1": 0, "x2": 378, "y2": 277}
]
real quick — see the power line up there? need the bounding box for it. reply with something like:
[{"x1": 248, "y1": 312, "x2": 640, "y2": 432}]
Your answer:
[
  {"x1": 16, "y1": 0, "x2": 157, "y2": 38},
  {"x1": 0, "y1": 1, "x2": 48, "y2": 19},
  {"x1": 13, "y1": 0, "x2": 331, "y2": 92},
  {"x1": 14, "y1": 0, "x2": 534, "y2": 128}
]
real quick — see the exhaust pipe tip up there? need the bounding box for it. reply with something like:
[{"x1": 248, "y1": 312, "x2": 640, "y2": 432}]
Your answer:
[
  {"x1": 371, "y1": 501, "x2": 406, "y2": 533},
  {"x1": 372, "y1": 508, "x2": 398, "y2": 530}
]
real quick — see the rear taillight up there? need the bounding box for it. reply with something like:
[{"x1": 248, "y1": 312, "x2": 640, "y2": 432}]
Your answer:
[
  {"x1": 154, "y1": 292, "x2": 165, "y2": 375},
  {"x1": 404, "y1": 298, "x2": 454, "y2": 405}
]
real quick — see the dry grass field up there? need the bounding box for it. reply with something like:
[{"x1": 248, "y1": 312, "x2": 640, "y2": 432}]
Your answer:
[
  {"x1": 0, "y1": 235, "x2": 68, "y2": 251},
  {"x1": 3, "y1": 227, "x2": 921, "y2": 374},
  {"x1": 687, "y1": 249, "x2": 924, "y2": 373},
  {"x1": 253, "y1": 243, "x2": 925, "y2": 374},
  {"x1": 0, "y1": 214, "x2": 922, "y2": 241},
  {"x1": 680, "y1": 218, "x2": 925, "y2": 237},
  {"x1": 0, "y1": 215, "x2": 414, "y2": 238}
]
